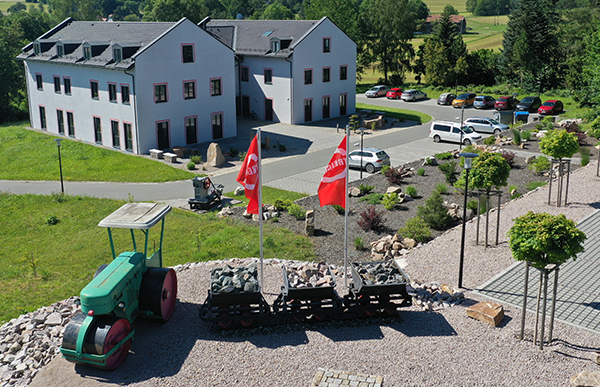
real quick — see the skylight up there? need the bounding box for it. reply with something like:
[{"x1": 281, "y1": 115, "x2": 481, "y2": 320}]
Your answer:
[{"x1": 262, "y1": 31, "x2": 273, "y2": 37}]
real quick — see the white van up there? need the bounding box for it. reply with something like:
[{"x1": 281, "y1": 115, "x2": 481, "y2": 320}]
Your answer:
[{"x1": 429, "y1": 121, "x2": 482, "y2": 145}]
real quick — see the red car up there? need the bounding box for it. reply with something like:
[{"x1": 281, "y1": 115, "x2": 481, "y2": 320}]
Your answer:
[
  {"x1": 538, "y1": 100, "x2": 564, "y2": 115},
  {"x1": 495, "y1": 96, "x2": 519, "y2": 110},
  {"x1": 386, "y1": 88, "x2": 403, "y2": 99}
]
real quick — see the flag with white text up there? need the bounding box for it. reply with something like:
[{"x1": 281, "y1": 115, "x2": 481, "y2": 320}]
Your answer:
[
  {"x1": 236, "y1": 135, "x2": 260, "y2": 214},
  {"x1": 318, "y1": 136, "x2": 347, "y2": 208}
]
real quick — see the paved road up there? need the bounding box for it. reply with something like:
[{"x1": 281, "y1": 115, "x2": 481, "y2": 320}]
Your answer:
[{"x1": 1, "y1": 95, "x2": 501, "y2": 200}]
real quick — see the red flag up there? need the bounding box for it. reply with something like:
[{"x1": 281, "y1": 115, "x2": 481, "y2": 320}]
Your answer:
[
  {"x1": 236, "y1": 135, "x2": 260, "y2": 214},
  {"x1": 318, "y1": 136, "x2": 347, "y2": 208}
]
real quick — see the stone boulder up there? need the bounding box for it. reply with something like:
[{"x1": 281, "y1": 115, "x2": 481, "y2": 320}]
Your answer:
[
  {"x1": 305, "y1": 210, "x2": 315, "y2": 236},
  {"x1": 349, "y1": 187, "x2": 361, "y2": 197},
  {"x1": 571, "y1": 371, "x2": 600, "y2": 387},
  {"x1": 386, "y1": 187, "x2": 402, "y2": 195},
  {"x1": 207, "y1": 142, "x2": 225, "y2": 167},
  {"x1": 466, "y1": 302, "x2": 504, "y2": 327},
  {"x1": 234, "y1": 186, "x2": 245, "y2": 196}
]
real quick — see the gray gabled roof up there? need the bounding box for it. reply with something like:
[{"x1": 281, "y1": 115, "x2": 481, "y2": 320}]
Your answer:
[
  {"x1": 17, "y1": 18, "x2": 184, "y2": 70},
  {"x1": 202, "y1": 18, "x2": 325, "y2": 58}
]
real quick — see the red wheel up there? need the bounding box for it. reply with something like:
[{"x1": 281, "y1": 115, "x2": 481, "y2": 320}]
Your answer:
[
  {"x1": 365, "y1": 309, "x2": 377, "y2": 317},
  {"x1": 140, "y1": 268, "x2": 178, "y2": 322},
  {"x1": 312, "y1": 313, "x2": 327, "y2": 321},
  {"x1": 103, "y1": 319, "x2": 132, "y2": 370},
  {"x1": 240, "y1": 314, "x2": 253, "y2": 327},
  {"x1": 218, "y1": 318, "x2": 232, "y2": 329},
  {"x1": 384, "y1": 306, "x2": 397, "y2": 316}
]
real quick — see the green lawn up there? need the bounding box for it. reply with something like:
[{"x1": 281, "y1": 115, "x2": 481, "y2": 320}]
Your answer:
[
  {"x1": 224, "y1": 186, "x2": 308, "y2": 206},
  {"x1": 425, "y1": 0, "x2": 467, "y2": 14},
  {"x1": 0, "y1": 193, "x2": 315, "y2": 323},
  {"x1": 356, "y1": 103, "x2": 432, "y2": 124},
  {"x1": 0, "y1": 123, "x2": 196, "y2": 182}
]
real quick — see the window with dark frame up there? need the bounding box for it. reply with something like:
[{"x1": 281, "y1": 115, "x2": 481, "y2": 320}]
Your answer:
[
  {"x1": 154, "y1": 84, "x2": 167, "y2": 103},
  {"x1": 109, "y1": 83, "x2": 117, "y2": 102},
  {"x1": 90, "y1": 81, "x2": 99, "y2": 99},
  {"x1": 304, "y1": 69, "x2": 312, "y2": 85},
  {"x1": 210, "y1": 79, "x2": 222, "y2": 96},
  {"x1": 185, "y1": 117, "x2": 197, "y2": 145},
  {"x1": 323, "y1": 96, "x2": 330, "y2": 119},
  {"x1": 323, "y1": 38, "x2": 331, "y2": 53},
  {"x1": 241, "y1": 67, "x2": 249, "y2": 82},
  {"x1": 39, "y1": 106, "x2": 46, "y2": 129},
  {"x1": 56, "y1": 44, "x2": 64, "y2": 57},
  {"x1": 184, "y1": 81, "x2": 195, "y2": 99},
  {"x1": 182, "y1": 45, "x2": 194, "y2": 63},
  {"x1": 67, "y1": 112, "x2": 74, "y2": 136},
  {"x1": 36, "y1": 74, "x2": 43, "y2": 90},
  {"x1": 264, "y1": 69, "x2": 272, "y2": 84},
  {"x1": 57, "y1": 110, "x2": 64, "y2": 134},
  {"x1": 121, "y1": 85, "x2": 130, "y2": 104},
  {"x1": 340, "y1": 66, "x2": 347, "y2": 80},
  {"x1": 93, "y1": 117, "x2": 102, "y2": 143},
  {"x1": 323, "y1": 68, "x2": 330, "y2": 83},
  {"x1": 54, "y1": 76, "x2": 61, "y2": 93},
  {"x1": 111, "y1": 120, "x2": 120, "y2": 148},
  {"x1": 84, "y1": 46, "x2": 91, "y2": 60},
  {"x1": 124, "y1": 123, "x2": 133, "y2": 151},
  {"x1": 113, "y1": 47, "x2": 122, "y2": 62},
  {"x1": 64, "y1": 77, "x2": 71, "y2": 94}
]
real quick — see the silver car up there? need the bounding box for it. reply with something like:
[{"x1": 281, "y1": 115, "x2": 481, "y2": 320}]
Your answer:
[
  {"x1": 348, "y1": 148, "x2": 390, "y2": 173},
  {"x1": 365, "y1": 85, "x2": 388, "y2": 98},
  {"x1": 463, "y1": 117, "x2": 509, "y2": 135},
  {"x1": 401, "y1": 89, "x2": 427, "y2": 102}
]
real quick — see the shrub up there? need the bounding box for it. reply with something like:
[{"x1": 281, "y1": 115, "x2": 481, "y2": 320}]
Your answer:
[
  {"x1": 274, "y1": 199, "x2": 293, "y2": 211},
  {"x1": 359, "y1": 183, "x2": 375, "y2": 195},
  {"x1": 438, "y1": 161, "x2": 458, "y2": 184},
  {"x1": 384, "y1": 167, "x2": 404, "y2": 185},
  {"x1": 382, "y1": 193, "x2": 399, "y2": 210},
  {"x1": 526, "y1": 181, "x2": 547, "y2": 191},
  {"x1": 521, "y1": 130, "x2": 532, "y2": 141},
  {"x1": 381, "y1": 165, "x2": 390, "y2": 174},
  {"x1": 417, "y1": 168, "x2": 425, "y2": 176},
  {"x1": 588, "y1": 117, "x2": 600, "y2": 139},
  {"x1": 541, "y1": 116, "x2": 555, "y2": 130},
  {"x1": 535, "y1": 123, "x2": 544, "y2": 131},
  {"x1": 357, "y1": 206, "x2": 386, "y2": 231},
  {"x1": 288, "y1": 203, "x2": 306, "y2": 220},
  {"x1": 528, "y1": 156, "x2": 551, "y2": 174},
  {"x1": 359, "y1": 193, "x2": 384, "y2": 204},
  {"x1": 434, "y1": 152, "x2": 453, "y2": 160},
  {"x1": 511, "y1": 128, "x2": 521, "y2": 146},
  {"x1": 187, "y1": 161, "x2": 196, "y2": 170},
  {"x1": 424, "y1": 157, "x2": 436, "y2": 166},
  {"x1": 580, "y1": 147, "x2": 591, "y2": 167},
  {"x1": 435, "y1": 182, "x2": 448, "y2": 194},
  {"x1": 500, "y1": 150, "x2": 516, "y2": 167},
  {"x1": 229, "y1": 148, "x2": 239, "y2": 157},
  {"x1": 509, "y1": 185, "x2": 521, "y2": 199},
  {"x1": 190, "y1": 155, "x2": 202, "y2": 164},
  {"x1": 45, "y1": 214, "x2": 59, "y2": 226},
  {"x1": 354, "y1": 237, "x2": 364, "y2": 250},
  {"x1": 279, "y1": 144, "x2": 286, "y2": 152},
  {"x1": 540, "y1": 129, "x2": 580, "y2": 159},
  {"x1": 483, "y1": 136, "x2": 496, "y2": 145},
  {"x1": 239, "y1": 151, "x2": 247, "y2": 161},
  {"x1": 52, "y1": 192, "x2": 67, "y2": 203},
  {"x1": 332, "y1": 204, "x2": 345, "y2": 215},
  {"x1": 417, "y1": 191, "x2": 454, "y2": 230},
  {"x1": 467, "y1": 199, "x2": 479, "y2": 212},
  {"x1": 405, "y1": 185, "x2": 417, "y2": 198},
  {"x1": 398, "y1": 216, "x2": 432, "y2": 243}
]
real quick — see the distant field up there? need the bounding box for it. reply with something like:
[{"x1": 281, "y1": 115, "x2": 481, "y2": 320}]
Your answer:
[
  {"x1": 0, "y1": 0, "x2": 48, "y2": 14},
  {"x1": 426, "y1": 0, "x2": 467, "y2": 14}
]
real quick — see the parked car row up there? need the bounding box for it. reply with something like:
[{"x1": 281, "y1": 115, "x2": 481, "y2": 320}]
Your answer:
[
  {"x1": 435, "y1": 92, "x2": 563, "y2": 115},
  {"x1": 365, "y1": 85, "x2": 428, "y2": 102}
]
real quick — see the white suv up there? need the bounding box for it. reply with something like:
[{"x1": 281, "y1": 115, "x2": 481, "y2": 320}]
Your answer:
[{"x1": 429, "y1": 121, "x2": 482, "y2": 145}]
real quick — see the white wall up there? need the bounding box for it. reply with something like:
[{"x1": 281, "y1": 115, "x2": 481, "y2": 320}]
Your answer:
[
  {"x1": 291, "y1": 19, "x2": 356, "y2": 124},
  {"x1": 238, "y1": 56, "x2": 292, "y2": 123},
  {"x1": 134, "y1": 19, "x2": 236, "y2": 153},
  {"x1": 24, "y1": 61, "x2": 137, "y2": 151}
]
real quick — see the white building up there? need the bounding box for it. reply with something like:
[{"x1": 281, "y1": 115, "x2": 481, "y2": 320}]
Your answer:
[
  {"x1": 18, "y1": 17, "x2": 236, "y2": 154},
  {"x1": 202, "y1": 17, "x2": 356, "y2": 124}
]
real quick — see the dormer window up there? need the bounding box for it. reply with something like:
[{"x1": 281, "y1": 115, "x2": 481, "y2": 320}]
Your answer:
[
  {"x1": 83, "y1": 45, "x2": 91, "y2": 60},
  {"x1": 56, "y1": 43, "x2": 64, "y2": 57},
  {"x1": 271, "y1": 40, "x2": 280, "y2": 52},
  {"x1": 33, "y1": 42, "x2": 41, "y2": 55},
  {"x1": 113, "y1": 47, "x2": 122, "y2": 62}
]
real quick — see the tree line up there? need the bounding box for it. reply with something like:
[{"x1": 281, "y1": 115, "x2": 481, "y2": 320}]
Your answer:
[{"x1": 1, "y1": 0, "x2": 600, "y2": 123}]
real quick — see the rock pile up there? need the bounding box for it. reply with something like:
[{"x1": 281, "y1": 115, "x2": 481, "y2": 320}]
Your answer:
[
  {"x1": 210, "y1": 263, "x2": 260, "y2": 294},
  {"x1": 406, "y1": 281, "x2": 465, "y2": 312},
  {"x1": 286, "y1": 262, "x2": 334, "y2": 288},
  {"x1": 370, "y1": 234, "x2": 418, "y2": 260},
  {"x1": 0, "y1": 297, "x2": 80, "y2": 387},
  {"x1": 353, "y1": 261, "x2": 408, "y2": 286}
]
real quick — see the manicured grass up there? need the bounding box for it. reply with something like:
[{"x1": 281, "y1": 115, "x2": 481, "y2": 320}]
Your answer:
[
  {"x1": 0, "y1": 123, "x2": 196, "y2": 182},
  {"x1": 425, "y1": 0, "x2": 467, "y2": 14},
  {"x1": 356, "y1": 103, "x2": 432, "y2": 124},
  {"x1": 0, "y1": 193, "x2": 315, "y2": 323},
  {"x1": 224, "y1": 186, "x2": 308, "y2": 206}
]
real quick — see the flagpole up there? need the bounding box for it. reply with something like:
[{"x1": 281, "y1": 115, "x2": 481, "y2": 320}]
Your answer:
[
  {"x1": 344, "y1": 125, "x2": 349, "y2": 288},
  {"x1": 258, "y1": 128, "x2": 264, "y2": 289}
]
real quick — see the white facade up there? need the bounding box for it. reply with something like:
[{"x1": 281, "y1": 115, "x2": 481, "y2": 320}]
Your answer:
[{"x1": 21, "y1": 18, "x2": 236, "y2": 154}]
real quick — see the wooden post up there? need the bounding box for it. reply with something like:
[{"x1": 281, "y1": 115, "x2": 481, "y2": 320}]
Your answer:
[{"x1": 520, "y1": 262, "x2": 530, "y2": 341}]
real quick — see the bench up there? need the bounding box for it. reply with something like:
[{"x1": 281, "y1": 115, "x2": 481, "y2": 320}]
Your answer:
[
  {"x1": 163, "y1": 152, "x2": 178, "y2": 163},
  {"x1": 149, "y1": 149, "x2": 163, "y2": 159}
]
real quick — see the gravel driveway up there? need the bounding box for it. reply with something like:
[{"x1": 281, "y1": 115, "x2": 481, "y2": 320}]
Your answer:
[{"x1": 29, "y1": 161, "x2": 600, "y2": 386}]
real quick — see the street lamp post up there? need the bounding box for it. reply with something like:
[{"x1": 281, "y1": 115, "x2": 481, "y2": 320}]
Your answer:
[
  {"x1": 460, "y1": 106, "x2": 465, "y2": 150},
  {"x1": 359, "y1": 128, "x2": 364, "y2": 179},
  {"x1": 55, "y1": 139, "x2": 64, "y2": 194},
  {"x1": 458, "y1": 152, "x2": 479, "y2": 289}
]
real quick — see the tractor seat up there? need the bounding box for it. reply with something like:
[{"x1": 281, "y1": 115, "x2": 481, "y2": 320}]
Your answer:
[{"x1": 80, "y1": 252, "x2": 145, "y2": 315}]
